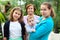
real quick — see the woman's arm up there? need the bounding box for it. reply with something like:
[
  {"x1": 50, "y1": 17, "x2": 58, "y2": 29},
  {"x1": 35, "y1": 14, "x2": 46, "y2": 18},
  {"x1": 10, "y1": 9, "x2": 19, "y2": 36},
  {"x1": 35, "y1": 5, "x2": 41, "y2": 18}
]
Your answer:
[
  {"x1": 3, "y1": 37, "x2": 7, "y2": 40},
  {"x1": 30, "y1": 22, "x2": 53, "y2": 38}
]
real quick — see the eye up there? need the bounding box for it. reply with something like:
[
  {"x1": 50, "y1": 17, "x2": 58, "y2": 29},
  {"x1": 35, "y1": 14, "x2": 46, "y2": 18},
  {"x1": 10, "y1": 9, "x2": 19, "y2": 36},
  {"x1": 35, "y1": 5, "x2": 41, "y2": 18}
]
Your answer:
[
  {"x1": 40, "y1": 9, "x2": 43, "y2": 10},
  {"x1": 31, "y1": 8, "x2": 33, "y2": 9},
  {"x1": 32, "y1": 20, "x2": 34, "y2": 21},
  {"x1": 44, "y1": 9, "x2": 46, "y2": 11},
  {"x1": 15, "y1": 12, "x2": 17, "y2": 14},
  {"x1": 18, "y1": 13, "x2": 21, "y2": 15},
  {"x1": 41, "y1": 8, "x2": 46, "y2": 11},
  {"x1": 29, "y1": 21, "x2": 31, "y2": 22},
  {"x1": 28, "y1": 8, "x2": 30, "y2": 9}
]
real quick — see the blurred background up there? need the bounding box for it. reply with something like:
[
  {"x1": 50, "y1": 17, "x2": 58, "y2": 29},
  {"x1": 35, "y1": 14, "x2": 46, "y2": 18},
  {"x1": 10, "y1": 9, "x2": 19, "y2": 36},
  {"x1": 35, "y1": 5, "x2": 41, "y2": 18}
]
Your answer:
[{"x1": 0, "y1": 0, "x2": 60, "y2": 40}]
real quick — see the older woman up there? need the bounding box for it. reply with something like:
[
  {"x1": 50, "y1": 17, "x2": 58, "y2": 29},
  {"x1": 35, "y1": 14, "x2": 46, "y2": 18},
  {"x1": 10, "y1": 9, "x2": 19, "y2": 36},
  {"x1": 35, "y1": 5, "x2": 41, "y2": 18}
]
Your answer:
[
  {"x1": 23, "y1": 4, "x2": 40, "y2": 40},
  {"x1": 24, "y1": 4, "x2": 40, "y2": 25}
]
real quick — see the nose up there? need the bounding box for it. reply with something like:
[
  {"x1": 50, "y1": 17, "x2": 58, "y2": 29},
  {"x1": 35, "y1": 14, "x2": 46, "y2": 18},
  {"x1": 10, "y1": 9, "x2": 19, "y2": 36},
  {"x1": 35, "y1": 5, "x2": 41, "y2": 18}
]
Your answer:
[
  {"x1": 15, "y1": 14, "x2": 18, "y2": 17},
  {"x1": 41, "y1": 10, "x2": 45, "y2": 14},
  {"x1": 41, "y1": 10, "x2": 44, "y2": 12}
]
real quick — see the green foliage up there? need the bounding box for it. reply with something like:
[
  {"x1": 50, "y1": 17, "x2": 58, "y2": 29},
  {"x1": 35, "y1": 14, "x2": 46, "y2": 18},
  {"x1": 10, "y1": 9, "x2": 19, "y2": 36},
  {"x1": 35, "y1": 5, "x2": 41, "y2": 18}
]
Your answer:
[
  {"x1": 0, "y1": 12, "x2": 6, "y2": 23},
  {"x1": 0, "y1": 1, "x2": 8, "y2": 5}
]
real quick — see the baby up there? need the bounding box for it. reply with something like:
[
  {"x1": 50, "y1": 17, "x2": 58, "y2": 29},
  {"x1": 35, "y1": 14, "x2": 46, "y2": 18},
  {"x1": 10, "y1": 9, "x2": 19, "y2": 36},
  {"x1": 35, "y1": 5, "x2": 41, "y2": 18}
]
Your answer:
[
  {"x1": 25, "y1": 16, "x2": 36, "y2": 40},
  {"x1": 26, "y1": 16, "x2": 36, "y2": 32}
]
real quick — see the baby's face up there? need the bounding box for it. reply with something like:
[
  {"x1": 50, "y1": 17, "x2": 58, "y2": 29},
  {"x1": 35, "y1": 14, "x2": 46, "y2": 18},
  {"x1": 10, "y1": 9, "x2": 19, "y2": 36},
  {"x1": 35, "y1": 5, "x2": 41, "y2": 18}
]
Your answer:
[{"x1": 28, "y1": 18, "x2": 35, "y2": 26}]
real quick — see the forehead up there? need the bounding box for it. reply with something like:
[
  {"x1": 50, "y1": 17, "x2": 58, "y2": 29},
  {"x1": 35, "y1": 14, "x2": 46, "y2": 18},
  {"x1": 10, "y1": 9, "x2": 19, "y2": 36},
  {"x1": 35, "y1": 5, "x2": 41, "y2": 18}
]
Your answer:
[
  {"x1": 40, "y1": 5, "x2": 48, "y2": 9},
  {"x1": 28, "y1": 5, "x2": 34, "y2": 8},
  {"x1": 28, "y1": 18, "x2": 34, "y2": 21},
  {"x1": 14, "y1": 10, "x2": 21, "y2": 13},
  {"x1": 14, "y1": 9, "x2": 20, "y2": 12},
  {"x1": 13, "y1": 10, "x2": 21, "y2": 15}
]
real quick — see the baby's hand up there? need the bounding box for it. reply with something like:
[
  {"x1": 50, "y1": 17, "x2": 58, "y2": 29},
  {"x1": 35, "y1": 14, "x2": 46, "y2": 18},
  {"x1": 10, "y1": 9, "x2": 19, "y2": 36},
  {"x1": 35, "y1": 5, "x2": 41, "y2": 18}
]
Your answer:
[{"x1": 32, "y1": 29, "x2": 35, "y2": 32}]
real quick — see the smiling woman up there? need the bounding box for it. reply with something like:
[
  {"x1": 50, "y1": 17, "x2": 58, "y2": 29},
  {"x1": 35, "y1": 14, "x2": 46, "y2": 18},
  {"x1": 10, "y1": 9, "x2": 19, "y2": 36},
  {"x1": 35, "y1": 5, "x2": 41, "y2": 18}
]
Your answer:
[
  {"x1": 23, "y1": 4, "x2": 40, "y2": 40},
  {"x1": 24, "y1": 4, "x2": 40, "y2": 24}
]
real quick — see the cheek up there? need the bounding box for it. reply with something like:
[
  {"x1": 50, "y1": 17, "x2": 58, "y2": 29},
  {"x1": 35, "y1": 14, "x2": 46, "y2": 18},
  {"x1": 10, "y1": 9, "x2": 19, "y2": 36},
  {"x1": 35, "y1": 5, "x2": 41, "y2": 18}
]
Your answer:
[
  {"x1": 32, "y1": 21, "x2": 34, "y2": 23},
  {"x1": 27, "y1": 9, "x2": 29, "y2": 12},
  {"x1": 18, "y1": 14, "x2": 21, "y2": 18},
  {"x1": 27, "y1": 9, "x2": 30, "y2": 13},
  {"x1": 40, "y1": 11, "x2": 43, "y2": 15},
  {"x1": 13, "y1": 13, "x2": 15, "y2": 17},
  {"x1": 31, "y1": 9, "x2": 34, "y2": 11},
  {"x1": 40, "y1": 11, "x2": 46, "y2": 15},
  {"x1": 47, "y1": 13, "x2": 50, "y2": 16},
  {"x1": 46, "y1": 10, "x2": 50, "y2": 15},
  {"x1": 43, "y1": 11, "x2": 48, "y2": 14},
  {"x1": 28, "y1": 23, "x2": 31, "y2": 25},
  {"x1": 13, "y1": 12, "x2": 17, "y2": 16}
]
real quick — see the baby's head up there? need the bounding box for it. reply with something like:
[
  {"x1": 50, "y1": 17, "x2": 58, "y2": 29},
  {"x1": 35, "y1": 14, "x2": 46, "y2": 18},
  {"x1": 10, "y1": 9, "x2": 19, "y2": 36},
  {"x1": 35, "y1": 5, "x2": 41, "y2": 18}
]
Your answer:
[{"x1": 27, "y1": 16, "x2": 34, "y2": 26}]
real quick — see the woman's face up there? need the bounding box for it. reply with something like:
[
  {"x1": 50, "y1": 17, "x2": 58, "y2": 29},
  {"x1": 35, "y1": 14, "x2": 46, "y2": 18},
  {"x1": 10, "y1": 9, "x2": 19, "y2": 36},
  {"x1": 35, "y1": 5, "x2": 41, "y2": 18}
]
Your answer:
[
  {"x1": 40, "y1": 5, "x2": 51, "y2": 17},
  {"x1": 27, "y1": 5, "x2": 34, "y2": 15},
  {"x1": 13, "y1": 10, "x2": 21, "y2": 21}
]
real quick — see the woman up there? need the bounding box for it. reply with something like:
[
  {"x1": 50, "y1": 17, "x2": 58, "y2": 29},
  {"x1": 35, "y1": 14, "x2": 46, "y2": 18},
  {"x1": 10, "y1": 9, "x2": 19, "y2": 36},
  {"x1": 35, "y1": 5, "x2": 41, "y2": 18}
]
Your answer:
[
  {"x1": 23, "y1": 4, "x2": 40, "y2": 40},
  {"x1": 24, "y1": 4, "x2": 40, "y2": 24},
  {"x1": 29, "y1": 2, "x2": 56, "y2": 40}
]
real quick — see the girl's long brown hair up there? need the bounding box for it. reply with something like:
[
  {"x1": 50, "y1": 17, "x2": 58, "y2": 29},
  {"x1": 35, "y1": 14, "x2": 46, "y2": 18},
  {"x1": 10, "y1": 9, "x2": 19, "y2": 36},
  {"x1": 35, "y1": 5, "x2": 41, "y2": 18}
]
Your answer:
[
  {"x1": 9, "y1": 7, "x2": 23, "y2": 22},
  {"x1": 41, "y1": 2, "x2": 56, "y2": 18}
]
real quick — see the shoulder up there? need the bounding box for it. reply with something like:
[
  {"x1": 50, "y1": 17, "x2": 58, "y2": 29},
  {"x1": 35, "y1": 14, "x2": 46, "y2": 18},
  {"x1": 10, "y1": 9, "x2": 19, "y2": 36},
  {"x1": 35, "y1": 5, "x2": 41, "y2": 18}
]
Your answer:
[
  {"x1": 23, "y1": 16, "x2": 27, "y2": 20},
  {"x1": 23, "y1": 16, "x2": 27, "y2": 18},
  {"x1": 4, "y1": 21, "x2": 10, "y2": 26},
  {"x1": 45, "y1": 17, "x2": 54, "y2": 27},
  {"x1": 38, "y1": 16, "x2": 43, "y2": 20},
  {"x1": 40, "y1": 16, "x2": 54, "y2": 27},
  {"x1": 5, "y1": 21, "x2": 10, "y2": 24},
  {"x1": 47, "y1": 16, "x2": 54, "y2": 24},
  {"x1": 4, "y1": 21, "x2": 10, "y2": 24},
  {"x1": 34, "y1": 15, "x2": 40, "y2": 18},
  {"x1": 20, "y1": 22, "x2": 25, "y2": 27}
]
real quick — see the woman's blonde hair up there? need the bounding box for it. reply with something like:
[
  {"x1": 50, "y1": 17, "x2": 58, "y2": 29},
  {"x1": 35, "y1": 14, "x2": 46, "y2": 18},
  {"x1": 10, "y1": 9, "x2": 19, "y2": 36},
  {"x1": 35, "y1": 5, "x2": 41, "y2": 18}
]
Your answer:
[
  {"x1": 9, "y1": 7, "x2": 23, "y2": 22},
  {"x1": 41, "y1": 2, "x2": 56, "y2": 18}
]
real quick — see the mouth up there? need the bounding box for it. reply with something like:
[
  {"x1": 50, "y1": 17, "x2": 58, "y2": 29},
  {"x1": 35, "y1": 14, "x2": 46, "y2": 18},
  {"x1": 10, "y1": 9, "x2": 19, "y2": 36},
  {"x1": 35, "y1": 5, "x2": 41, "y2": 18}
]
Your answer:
[{"x1": 42, "y1": 13, "x2": 46, "y2": 16}]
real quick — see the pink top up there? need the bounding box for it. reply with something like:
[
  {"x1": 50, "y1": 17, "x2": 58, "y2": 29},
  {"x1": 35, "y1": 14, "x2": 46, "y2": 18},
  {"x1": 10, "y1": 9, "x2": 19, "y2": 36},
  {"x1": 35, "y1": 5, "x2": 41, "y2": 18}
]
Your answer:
[{"x1": 23, "y1": 15, "x2": 40, "y2": 25}]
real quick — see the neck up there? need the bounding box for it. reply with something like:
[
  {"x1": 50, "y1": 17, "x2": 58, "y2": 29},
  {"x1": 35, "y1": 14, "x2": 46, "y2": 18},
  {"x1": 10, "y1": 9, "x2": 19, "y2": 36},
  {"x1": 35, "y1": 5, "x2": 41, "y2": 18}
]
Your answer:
[
  {"x1": 13, "y1": 20, "x2": 18, "y2": 22},
  {"x1": 28, "y1": 14, "x2": 34, "y2": 16},
  {"x1": 42, "y1": 17, "x2": 46, "y2": 20},
  {"x1": 42, "y1": 16, "x2": 50, "y2": 20}
]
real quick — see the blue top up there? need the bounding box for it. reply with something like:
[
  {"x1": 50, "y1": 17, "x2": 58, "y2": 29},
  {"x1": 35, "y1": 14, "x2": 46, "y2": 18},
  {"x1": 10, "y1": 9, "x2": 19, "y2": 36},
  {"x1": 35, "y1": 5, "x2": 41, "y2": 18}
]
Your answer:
[{"x1": 29, "y1": 16, "x2": 54, "y2": 40}]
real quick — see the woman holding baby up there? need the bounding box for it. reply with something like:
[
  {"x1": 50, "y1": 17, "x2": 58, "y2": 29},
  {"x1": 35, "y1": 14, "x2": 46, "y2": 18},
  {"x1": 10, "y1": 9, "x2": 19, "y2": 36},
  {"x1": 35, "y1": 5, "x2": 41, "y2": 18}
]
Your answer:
[{"x1": 29, "y1": 2, "x2": 56, "y2": 40}]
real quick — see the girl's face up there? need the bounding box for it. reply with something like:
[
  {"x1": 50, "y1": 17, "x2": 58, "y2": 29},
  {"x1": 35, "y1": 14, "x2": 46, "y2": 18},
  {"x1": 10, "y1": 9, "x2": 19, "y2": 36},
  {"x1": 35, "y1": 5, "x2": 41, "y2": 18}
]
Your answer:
[
  {"x1": 40, "y1": 5, "x2": 51, "y2": 17},
  {"x1": 27, "y1": 5, "x2": 34, "y2": 15},
  {"x1": 13, "y1": 10, "x2": 21, "y2": 21}
]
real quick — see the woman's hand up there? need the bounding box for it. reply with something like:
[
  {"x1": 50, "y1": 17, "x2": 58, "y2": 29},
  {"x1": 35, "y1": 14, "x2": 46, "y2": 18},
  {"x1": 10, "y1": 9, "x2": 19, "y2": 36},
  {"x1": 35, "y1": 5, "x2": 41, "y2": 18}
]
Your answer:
[{"x1": 3, "y1": 37, "x2": 7, "y2": 40}]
